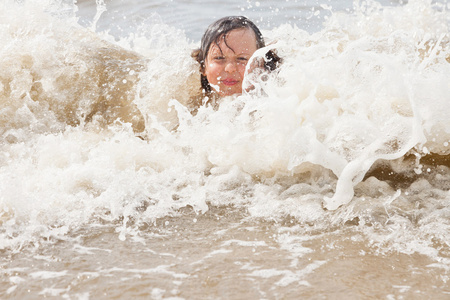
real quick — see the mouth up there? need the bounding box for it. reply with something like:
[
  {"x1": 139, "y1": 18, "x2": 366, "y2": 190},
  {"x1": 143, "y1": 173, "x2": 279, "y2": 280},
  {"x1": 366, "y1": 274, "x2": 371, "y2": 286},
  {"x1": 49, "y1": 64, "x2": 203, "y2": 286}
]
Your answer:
[{"x1": 221, "y1": 79, "x2": 239, "y2": 86}]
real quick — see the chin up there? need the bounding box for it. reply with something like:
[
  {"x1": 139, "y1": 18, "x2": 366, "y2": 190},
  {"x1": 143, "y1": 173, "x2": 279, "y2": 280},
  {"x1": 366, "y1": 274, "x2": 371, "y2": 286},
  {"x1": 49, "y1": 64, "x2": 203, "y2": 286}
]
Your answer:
[{"x1": 218, "y1": 87, "x2": 242, "y2": 97}]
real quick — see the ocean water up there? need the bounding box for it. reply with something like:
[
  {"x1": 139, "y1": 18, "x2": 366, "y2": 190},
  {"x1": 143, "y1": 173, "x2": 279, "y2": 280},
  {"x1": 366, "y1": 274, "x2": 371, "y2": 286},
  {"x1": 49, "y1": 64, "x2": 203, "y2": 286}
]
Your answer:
[{"x1": 1, "y1": 0, "x2": 449, "y2": 299}]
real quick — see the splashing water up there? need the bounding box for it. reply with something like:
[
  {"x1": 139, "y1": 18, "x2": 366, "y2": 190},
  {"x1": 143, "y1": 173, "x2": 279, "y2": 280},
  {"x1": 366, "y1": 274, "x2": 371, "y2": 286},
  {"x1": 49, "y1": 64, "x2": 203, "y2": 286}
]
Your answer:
[{"x1": 0, "y1": 0, "x2": 449, "y2": 298}]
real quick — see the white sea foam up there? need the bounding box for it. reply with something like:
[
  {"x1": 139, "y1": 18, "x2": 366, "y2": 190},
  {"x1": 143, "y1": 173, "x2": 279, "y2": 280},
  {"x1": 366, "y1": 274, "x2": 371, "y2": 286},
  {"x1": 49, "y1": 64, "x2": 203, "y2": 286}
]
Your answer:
[
  {"x1": 29, "y1": 270, "x2": 68, "y2": 279},
  {"x1": 0, "y1": 0, "x2": 448, "y2": 271},
  {"x1": 249, "y1": 260, "x2": 326, "y2": 287}
]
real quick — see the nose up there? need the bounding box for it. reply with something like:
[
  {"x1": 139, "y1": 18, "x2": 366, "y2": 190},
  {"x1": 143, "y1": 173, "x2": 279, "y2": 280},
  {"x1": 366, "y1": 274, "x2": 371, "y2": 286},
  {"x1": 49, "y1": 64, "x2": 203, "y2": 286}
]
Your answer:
[{"x1": 224, "y1": 60, "x2": 237, "y2": 73}]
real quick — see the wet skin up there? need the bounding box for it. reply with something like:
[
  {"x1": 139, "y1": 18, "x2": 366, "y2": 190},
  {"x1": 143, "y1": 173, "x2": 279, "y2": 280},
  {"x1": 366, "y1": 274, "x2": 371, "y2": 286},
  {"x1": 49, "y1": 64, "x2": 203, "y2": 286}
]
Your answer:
[{"x1": 203, "y1": 28, "x2": 258, "y2": 97}]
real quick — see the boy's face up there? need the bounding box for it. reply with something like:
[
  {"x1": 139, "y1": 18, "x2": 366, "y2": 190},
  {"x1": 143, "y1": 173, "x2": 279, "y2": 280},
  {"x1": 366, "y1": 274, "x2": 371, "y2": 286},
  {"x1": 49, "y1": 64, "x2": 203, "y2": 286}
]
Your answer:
[{"x1": 204, "y1": 28, "x2": 258, "y2": 97}]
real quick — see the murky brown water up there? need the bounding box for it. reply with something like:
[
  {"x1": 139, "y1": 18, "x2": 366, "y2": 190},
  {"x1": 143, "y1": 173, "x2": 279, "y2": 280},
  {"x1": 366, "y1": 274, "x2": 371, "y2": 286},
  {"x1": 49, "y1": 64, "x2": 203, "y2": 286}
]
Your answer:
[
  {"x1": 2, "y1": 205, "x2": 449, "y2": 299},
  {"x1": 1, "y1": 0, "x2": 449, "y2": 299}
]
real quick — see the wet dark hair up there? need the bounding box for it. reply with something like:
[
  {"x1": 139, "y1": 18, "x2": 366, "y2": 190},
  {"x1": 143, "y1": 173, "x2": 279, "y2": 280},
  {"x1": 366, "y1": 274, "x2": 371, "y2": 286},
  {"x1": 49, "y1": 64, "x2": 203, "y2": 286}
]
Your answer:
[{"x1": 192, "y1": 16, "x2": 280, "y2": 94}]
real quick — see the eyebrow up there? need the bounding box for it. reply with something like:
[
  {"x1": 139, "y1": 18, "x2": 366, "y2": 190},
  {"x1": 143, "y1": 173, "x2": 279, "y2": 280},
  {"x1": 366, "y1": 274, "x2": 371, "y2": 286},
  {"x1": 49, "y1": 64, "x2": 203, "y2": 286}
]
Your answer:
[
  {"x1": 208, "y1": 43, "x2": 224, "y2": 57},
  {"x1": 209, "y1": 45, "x2": 252, "y2": 57}
]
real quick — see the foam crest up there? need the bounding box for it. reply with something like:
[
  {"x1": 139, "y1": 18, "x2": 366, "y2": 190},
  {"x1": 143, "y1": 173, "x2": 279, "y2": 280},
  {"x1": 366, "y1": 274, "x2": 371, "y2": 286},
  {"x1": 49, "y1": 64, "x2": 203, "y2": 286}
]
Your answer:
[{"x1": 245, "y1": 0, "x2": 450, "y2": 209}]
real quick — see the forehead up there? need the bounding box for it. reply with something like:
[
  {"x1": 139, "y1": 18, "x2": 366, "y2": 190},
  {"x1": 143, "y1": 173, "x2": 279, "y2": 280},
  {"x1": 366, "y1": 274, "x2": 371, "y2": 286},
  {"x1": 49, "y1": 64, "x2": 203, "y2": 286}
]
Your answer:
[{"x1": 208, "y1": 28, "x2": 258, "y2": 54}]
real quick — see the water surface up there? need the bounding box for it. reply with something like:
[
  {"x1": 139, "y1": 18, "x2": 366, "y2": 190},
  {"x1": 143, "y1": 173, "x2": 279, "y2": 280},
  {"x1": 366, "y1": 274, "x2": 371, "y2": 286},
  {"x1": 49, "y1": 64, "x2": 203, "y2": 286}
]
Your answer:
[{"x1": 1, "y1": 0, "x2": 449, "y2": 299}]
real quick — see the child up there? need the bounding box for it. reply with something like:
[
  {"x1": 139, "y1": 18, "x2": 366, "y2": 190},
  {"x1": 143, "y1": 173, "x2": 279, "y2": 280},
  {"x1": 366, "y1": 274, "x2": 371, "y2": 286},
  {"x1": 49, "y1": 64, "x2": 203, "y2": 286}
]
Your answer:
[{"x1": 192, "y1": 16, "x2": 280, "y2": 102}]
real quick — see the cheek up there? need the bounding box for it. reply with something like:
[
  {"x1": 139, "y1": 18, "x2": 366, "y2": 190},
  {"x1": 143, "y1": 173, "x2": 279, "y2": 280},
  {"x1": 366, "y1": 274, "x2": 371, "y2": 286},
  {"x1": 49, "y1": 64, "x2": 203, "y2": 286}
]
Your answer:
[
  {"x1": 237, "y1": 63, "x2": 247, "y2": 77},
  {"x1": 205, "y1": 63, "x2": 222, "y2": 84}
]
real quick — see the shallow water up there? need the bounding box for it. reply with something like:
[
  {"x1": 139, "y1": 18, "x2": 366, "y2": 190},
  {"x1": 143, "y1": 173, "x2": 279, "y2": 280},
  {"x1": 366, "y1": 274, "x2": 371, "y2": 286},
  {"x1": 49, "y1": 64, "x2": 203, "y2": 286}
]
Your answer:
[
  {"x1": 1, "y1": 0, "x2": 450, "y2": 299},
  {"x1": 3, "y1": 209, "x2": 449, "y2": 299}
]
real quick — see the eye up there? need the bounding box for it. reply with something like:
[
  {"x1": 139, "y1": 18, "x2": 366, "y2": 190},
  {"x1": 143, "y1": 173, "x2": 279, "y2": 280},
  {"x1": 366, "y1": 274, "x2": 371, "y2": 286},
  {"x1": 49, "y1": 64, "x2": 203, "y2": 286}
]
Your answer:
[
  {"x1": 237, "y1": 57, "x2": 249, "y2": 62},
  {"x1": 213, "y1": 56, "x2": 225, "y2": 61}
]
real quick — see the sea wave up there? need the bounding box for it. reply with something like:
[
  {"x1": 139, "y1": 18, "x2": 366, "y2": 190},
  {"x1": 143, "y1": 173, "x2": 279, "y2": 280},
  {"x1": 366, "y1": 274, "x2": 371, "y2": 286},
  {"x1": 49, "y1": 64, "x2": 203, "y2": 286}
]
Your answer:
[{"x1": 0, "y1": 0, "x2": 448, "y2": 257}]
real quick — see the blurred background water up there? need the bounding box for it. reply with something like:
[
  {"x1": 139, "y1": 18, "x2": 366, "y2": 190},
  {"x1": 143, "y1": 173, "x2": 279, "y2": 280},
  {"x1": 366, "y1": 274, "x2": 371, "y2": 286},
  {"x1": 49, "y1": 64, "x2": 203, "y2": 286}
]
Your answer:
[{"x1": 76, "y1": 0, "x2": 407, "y2": 41}]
